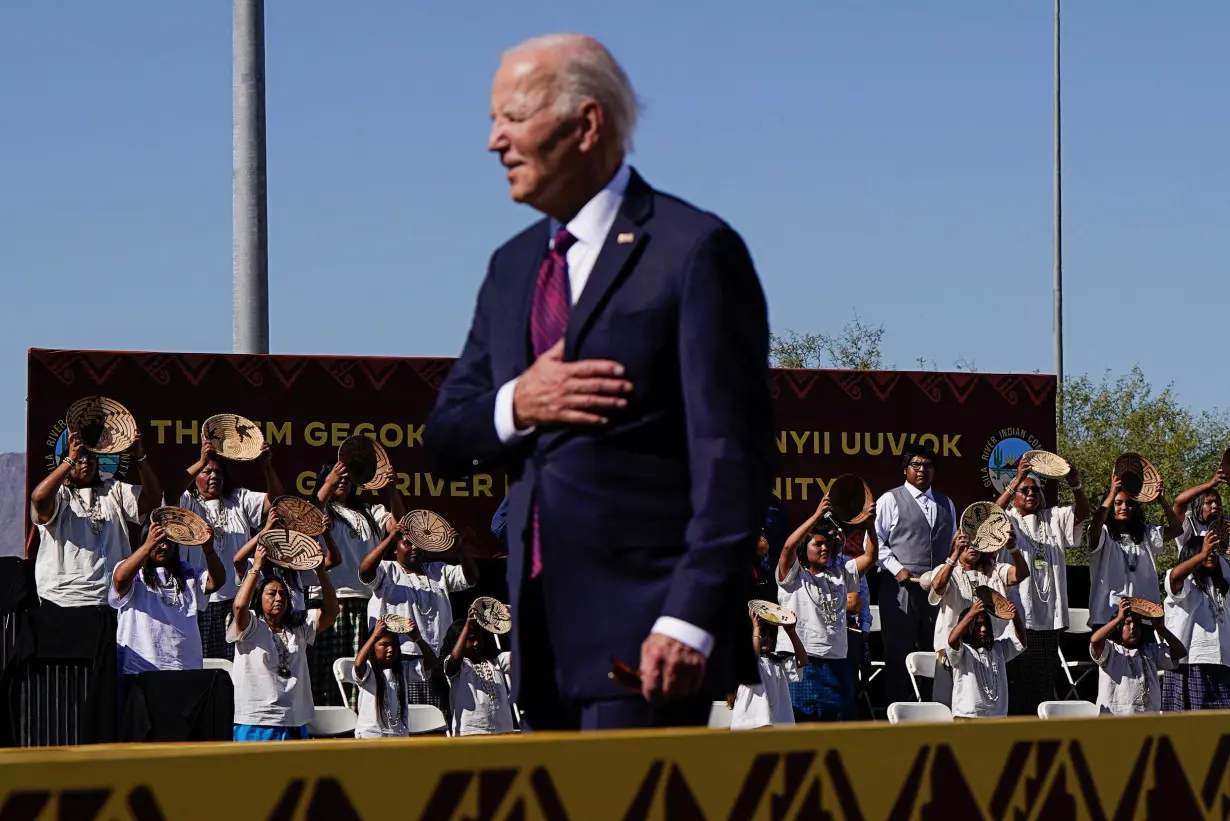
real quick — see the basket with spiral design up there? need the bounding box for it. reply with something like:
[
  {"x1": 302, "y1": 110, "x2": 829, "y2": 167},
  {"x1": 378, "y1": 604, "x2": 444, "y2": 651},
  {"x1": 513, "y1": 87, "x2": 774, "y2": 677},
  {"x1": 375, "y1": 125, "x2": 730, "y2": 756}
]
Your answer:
[
  {"x1": 258, "y1": 529, "x2": 324, "y2": 571},
  {"x1": 65, "y1": 397, "x2": 138, "y2": 455},
  {"x1": 382, "y1": 614, "x2": 415, "y2": 634},
  {"x1": 1122, "y1": 597, "x2": 1163, "y2": 620},
  {"x1": 150, "y1": 506, "x2": 211, "y2": 546},
  {"x1": 748, "y1": 599, "x2": 797, "y2": 626},
  {"x1": 471, "y1": 596, "x2": 512, "y2": 634},
  {"x1": 1020, "y1": 450, "x2": 1070, "y2": 479},
  {"x1": 399, "y1": 510, "x2": 454, "y2": 553},
  {"x1": 1114, "y1": 453, "x2": 1162, "y2": 504},
  {"x1": 974, "y1": 585, "x2": 1016, "y2": 620},
  {"x1": 202, "y1": 413, "x2": 265, "y2": 461},
  {"x1": 960, "y1": 502, "x2": 1012, "y2": 553},
  {"x1": 338, "y1": 435, "x2": 393, "y2": 490},
  {"x1": 828, "y1": 474, "x2": 875, "y2": 525},
  {"x1": 271, "y1": 496, "x2": 327, "y2": 538}
]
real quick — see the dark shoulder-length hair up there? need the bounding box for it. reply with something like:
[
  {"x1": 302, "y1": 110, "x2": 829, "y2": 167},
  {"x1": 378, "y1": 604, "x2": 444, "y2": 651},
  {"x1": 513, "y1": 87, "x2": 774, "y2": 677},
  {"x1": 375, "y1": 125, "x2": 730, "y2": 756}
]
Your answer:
[
  {"x1": 316, "y1": 464, "x2": 381, "y2": 537},
  {"x1": 1106, "y1": 495, "x2": 1147, "y2": 544},
  {"x1": 370, "y1": 634, "x2": 406, "y2": 730},
  {"x1": 253, "y1": 575, "x2": 308, "y2": 628},
  {"x1": 137, "y1": 523, "x2": 189, "y2": 599},
  {"x1": 1178, "y1": 537, "x2": 1229, "y2": 597},
  {"x1": 956, "y1": 606, "x2": 992, "y2": 649},
  {"x1": 441, "y1": 617, "x2": 498, "y2": 662}
]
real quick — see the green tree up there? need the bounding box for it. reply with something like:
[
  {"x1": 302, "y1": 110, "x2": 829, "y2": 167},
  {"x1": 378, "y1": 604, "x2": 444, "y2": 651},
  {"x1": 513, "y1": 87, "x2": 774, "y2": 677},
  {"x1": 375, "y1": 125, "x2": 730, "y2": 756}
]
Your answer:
[
  {"x1": 769, "y1": 315, "x2": 885, "y2": 370},
  {"x1": 1058, "y1": 366, "x2": 1230, "y2": 569}
]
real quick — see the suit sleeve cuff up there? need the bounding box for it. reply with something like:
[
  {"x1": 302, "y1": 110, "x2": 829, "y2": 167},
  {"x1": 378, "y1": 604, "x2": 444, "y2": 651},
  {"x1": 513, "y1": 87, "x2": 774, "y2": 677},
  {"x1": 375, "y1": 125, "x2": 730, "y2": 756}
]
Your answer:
[
  {"x1": 880, "y1": 556, "x2": 905, "y2": 577},
  {"x1": 652, "y1": 616, "x2": 715, "y2": 658},
  {"x1": 494, "y1": 379, "x2": 535, "y2": 444}
]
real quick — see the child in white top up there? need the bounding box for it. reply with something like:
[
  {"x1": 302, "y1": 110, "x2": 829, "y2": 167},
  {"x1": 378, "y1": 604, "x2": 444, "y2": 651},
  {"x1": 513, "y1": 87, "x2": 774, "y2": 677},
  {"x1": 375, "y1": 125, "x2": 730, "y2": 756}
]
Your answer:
[
  {"x1": 947, "y1": 597, "x2": 1026, "y2": 719},
  {"x1": 109, "y1": 522, "x2": 224, "y2": 674},
  {"x1": 350, "y1": 617, "x2": 439, "y2": 738},
  {"x1": 442, "y1": 612, "x2": 514, "y2": 736},
  {"x1": 730, "y1": 606, "x2": 807, "y2": 730},
  {"x1": 1090, "y1": 599, "x2": 1184, "y2": 715}
]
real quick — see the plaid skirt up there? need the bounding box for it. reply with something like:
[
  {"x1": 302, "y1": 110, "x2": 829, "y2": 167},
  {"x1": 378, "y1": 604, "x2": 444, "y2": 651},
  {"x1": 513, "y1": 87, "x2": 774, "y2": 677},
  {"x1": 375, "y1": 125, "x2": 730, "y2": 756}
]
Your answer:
[
  {"x1": 1162, "y1": 664, "x2": 1230, "y2": 712},
  {"x1": 1006, "y1": 629, "x2": 1061, "y2": 716},
  {"x1": 788, "y1": 656, "x2": 854, "y2": 723},
  {"x1": 199, "y1": 599, "x2": 235, "y2": 662},
  {"x1": 307, "y1": 597, "x2": 370, "y2": 708}
]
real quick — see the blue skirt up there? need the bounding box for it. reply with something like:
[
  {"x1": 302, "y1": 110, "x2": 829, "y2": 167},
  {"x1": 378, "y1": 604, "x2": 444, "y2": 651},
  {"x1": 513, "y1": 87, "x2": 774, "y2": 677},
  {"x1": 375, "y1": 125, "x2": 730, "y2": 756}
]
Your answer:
[
  {"x1": 788, "y1": 656, "x2": 854, "y2": 723},
  {"x1": 233, "y1": 724, "x2": 309, "y2": 742}
]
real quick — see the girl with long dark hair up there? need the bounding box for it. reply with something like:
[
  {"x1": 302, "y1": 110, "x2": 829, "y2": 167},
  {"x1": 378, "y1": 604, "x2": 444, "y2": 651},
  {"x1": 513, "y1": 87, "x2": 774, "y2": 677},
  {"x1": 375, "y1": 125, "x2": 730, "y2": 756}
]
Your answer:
[
  {"x1": 350, "y1": 618, "x2": 438, "y2": 737},
  {"x1": 1091, "y1": 599, "x2": 1185, "y2": 715},
  {"x1": 1087, "y1": 472, "x2": 1183, "y2": 628},
  {"x1": 1162, "y1": 528, "x2": 1230, "y2": 711},
  {"x1": 168, "y1": 439, "x2": 283, "y2": 661},
  {"x1": 946, "y1": 597, "x2": 1027, "y2": 719},
  {"x1": 442, "y1": 611, "x2": 514, "y2": 736},
  {"x1": 308, "y1": 461, "x2": 405, "y2": 707}
]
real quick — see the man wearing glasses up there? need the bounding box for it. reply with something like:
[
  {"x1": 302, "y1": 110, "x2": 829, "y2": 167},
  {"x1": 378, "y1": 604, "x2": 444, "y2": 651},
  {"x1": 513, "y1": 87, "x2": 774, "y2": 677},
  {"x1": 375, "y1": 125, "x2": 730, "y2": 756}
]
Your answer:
[{"x1": 873, "y1": 444, "x2": 956, "y2": 703}]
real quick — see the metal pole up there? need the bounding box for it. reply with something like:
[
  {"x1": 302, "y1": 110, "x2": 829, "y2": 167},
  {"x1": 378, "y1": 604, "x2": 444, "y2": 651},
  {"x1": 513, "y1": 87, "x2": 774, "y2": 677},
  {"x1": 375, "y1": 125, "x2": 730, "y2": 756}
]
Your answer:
[
  {"x1": 1053, "y1": 0, "x2": 1064, "y2": 430},
  {"x1": 233, "y1": 0, "x2": 269, "y2": 354}
]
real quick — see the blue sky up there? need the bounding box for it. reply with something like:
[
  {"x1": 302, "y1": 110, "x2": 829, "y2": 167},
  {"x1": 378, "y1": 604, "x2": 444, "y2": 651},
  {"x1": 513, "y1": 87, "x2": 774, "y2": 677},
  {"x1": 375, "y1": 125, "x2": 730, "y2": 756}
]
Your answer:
[{"x1": 1, "y1": 2, "x2": 1227, "y2": 453}]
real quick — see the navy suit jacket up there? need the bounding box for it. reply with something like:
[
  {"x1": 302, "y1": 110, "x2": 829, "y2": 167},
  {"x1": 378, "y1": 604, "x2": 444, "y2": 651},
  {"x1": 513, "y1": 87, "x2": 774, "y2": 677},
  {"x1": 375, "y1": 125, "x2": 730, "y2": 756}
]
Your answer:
[{"x1": 425, "y1": 169, "x2": 775, "y2": 702}]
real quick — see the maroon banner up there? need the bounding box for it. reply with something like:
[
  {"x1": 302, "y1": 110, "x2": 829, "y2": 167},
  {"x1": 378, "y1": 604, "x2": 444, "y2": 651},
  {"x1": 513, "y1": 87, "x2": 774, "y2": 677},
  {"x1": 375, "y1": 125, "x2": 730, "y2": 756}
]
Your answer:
[{"x1": 26, "y1": 350, "x2": 1056, "y2": 557}]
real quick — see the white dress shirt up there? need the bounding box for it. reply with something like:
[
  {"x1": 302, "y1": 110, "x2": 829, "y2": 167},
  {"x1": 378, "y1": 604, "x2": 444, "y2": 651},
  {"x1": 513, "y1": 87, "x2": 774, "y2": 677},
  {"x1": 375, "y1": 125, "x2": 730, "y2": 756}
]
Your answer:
[
  {"x1": 490, "y1": 164, "x2": 713, "y2": 657},
  {"x1": 874, "y1": 483, "x2": 958, "y2": 578}
]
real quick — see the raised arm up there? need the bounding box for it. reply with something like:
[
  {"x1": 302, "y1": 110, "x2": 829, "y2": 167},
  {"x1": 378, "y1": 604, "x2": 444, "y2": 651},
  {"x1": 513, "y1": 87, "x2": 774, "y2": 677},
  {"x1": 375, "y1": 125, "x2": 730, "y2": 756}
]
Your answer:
[
  {"x1": 1005, "y1": 530, "x2": 1030, "y2": 586},
  {"x1": 930, "y1": 530, "x2": 967, "y2": 597},
  {"x1": 995, "y1": 457, "x2": 1034, "y2": 509},
  {"x1": 443, "y1": 616, "x2": 476, "y2": 677},
  {"x1": 353, "y1": 619, "x2": 387, "y2": 676},
  {"x1": 166, "y1": 440, "x2": 217, "y2": 506},
  {"x1": 1011, "y1": 603, "x2": 1027, "y2": 650},
  {"x1": 1087, "y1": 474, "x2": 1122, "y2": 552},
  {"x1": 1067, "y1": 464, "x2": 1092, "y2": 525},
  {"x1": 853, "y1": 514, "x2": 878, "y2": 577},
  {"x1": 1090, "y1": 599, "x2": 1130, "y2": 661},
  {"x1": 783, "y1": 621, "x2": 808, "y2": 669},
  {"x1": 1172, "y1": 467, "x2": 1226, "y2": 523},
  {"x1": 382, "y1": 478, "x2": 406, "y2": 525},
  {"x1": 113, "y1": 524, "x2": 163, "y2": 598},
  {"x1": 1159, "y1": 484, "x2": 1185, "y2": 542},
  {"x1": 131, "y1": 435, "x2": 161, "y2": 521},
  {"x1": 358, "y1": 522, "x2": 402, "y2": 585},
  {"x1": 320, "y1": 524, "x2": 342, "y2": 570},
  {"x1": 780, "y1": 498, "x2": 825, "y2": 582},
  {"x1": 948, "y1": 599, "x2": 984, "y2": 651},
  {"x1": 201, "y1": 533, "x2": 225, "y2": 595},
  {"x1": 316, "y1": 462, "x2": 348, "y2": 507},
  {"x1": 314, "y1": 558, "x2": 340, "y2": 633},
  {"x1": 232, "y1": 544, "x2": 266, "y2": 634},
  {"x1": 31, "y1": 432, "x2": 81, "y2": 524},
  {"x1": 256, "y1": 444, "x2": 285, "y2": 505},
  {"x1": 232, "y1": 514, "x2": 280, "y2": 583},
  {"x1": 1152, "y1": 616, "x2": 1188, "y2": 664},
  {"x1": 1169, "y1": 529, "x2": 1220, "y2": 594}
]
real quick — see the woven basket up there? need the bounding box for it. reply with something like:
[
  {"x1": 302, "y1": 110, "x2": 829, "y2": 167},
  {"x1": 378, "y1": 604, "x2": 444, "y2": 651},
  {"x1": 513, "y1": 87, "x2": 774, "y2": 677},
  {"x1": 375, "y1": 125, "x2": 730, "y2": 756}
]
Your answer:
[
  {"x1": 1122, "y1": 597, "x2": 1163, "y2": 619},
  {"x1": 202, "y1": 414, "x2": 265, "y2": 461},
  {"x1": 399, "y1": 510, "x2": 454, "y2": 553},
  {"x1": 382, "y1": 614, "x2": 415, "y2": 634},
  {"x1": 65, "y1": 397, "x2": 138, "y2": 455},
  {"x1": 829, "y1": 474, "x2": 874, "y2": 525},
  {"x1": 151, "y1": 506, "x2": 211, "y2": 546},
  {"x1": 471, "y1": 597, "x2": 512, "y2": 635},
  {"x1": 960, "y1": 502, "x2": 1012, "y2": 552},
  {"x1": 338, "y1": 435, "x2": 393, "y2": 490},
  {"x1": 271, "y1": 496, "x2": 327, "y2": 537},
  {"x1": 1114, "y1": 453, "x2": 1162, "y2": 503},
  {"x1": 748, "y1": 599, "x2": 797, "y2": 626},
  {"x1": 1021, "y1": 449, "x2": 1070, "y2": 479},
  {"x1": 975, "y1": 585, "x2": 1016, "y2": 620},
  {"x1": 258, "y1": 529, "x2": 323, "y2": 571}
]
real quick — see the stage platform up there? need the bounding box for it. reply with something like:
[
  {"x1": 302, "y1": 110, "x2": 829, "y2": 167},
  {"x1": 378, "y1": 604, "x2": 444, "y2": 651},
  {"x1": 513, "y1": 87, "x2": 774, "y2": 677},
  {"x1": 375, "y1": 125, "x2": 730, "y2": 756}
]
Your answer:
[{"x1": 0, "y1": 712, "x2": 1222, "y2": 819}]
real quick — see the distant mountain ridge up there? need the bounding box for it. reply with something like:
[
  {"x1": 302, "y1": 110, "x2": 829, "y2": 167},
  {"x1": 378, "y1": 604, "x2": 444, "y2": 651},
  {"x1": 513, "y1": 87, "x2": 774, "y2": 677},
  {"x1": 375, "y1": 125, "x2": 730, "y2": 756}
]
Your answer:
[{"x1": 0, "y1": 453, "x2": 24, "y2": 557}]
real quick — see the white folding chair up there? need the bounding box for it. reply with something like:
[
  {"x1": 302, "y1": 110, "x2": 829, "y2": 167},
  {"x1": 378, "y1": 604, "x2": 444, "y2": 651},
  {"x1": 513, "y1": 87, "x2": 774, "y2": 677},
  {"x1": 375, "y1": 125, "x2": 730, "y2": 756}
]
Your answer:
[
  {"x1": 307, "y1": 705, "x2": 357, "y2": 738},
  {"x1": 1037, "y1": 700, "x2": 1100, "y2": 720},
  {"x1": 866, "y1": 606, "x2": 885, "y2": 682},
  {"x1": 887, "y1": 701, "x2": 952, "y2": 724},
  {"x1": 332, "y1": 657, "x2": 355, "y2": 705},
  {"x1": 707, "y1": 701, "x2": 733, "y2": 729},
  {"x1": 1058, "y1": 608, "x2": 1097, "y2": 699},
  {"x1": 406, "y1": 704, "x2": 448, "y2": 735},
  {"x1": 201, "y1": 657, "x2": 233, "y2": 679},
  {"x1": 905, "y1": 651, "x2": 937, "y2": 702}
]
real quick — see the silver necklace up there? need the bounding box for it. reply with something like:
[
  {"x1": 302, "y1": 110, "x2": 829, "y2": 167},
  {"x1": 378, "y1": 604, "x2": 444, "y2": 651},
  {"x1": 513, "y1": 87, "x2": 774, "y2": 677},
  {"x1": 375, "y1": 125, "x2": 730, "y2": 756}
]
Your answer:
[
  {"x1": 381, "y1": 673, "x2": 403, "y2": 729},
  {"x1": 200, "y1": 497, "x2": 228, "y2": 539},
  {"x1": 330, "y1": 504, "x2": 368, "y2": 541},
  {"x1": 1201, "y1": 580, "x2": 1226, "y2": 620},
  {"x1": 270, "y1": 625, "x2": 292, "y2": 678},
  {"x1": 953, "y1": 566, "x2": 993, "y2": 603},
  {"x1": 1017, "y1": 520, "x2": 1054, "y2": 604},
  {"x1": 72, "y1": 488, "x2": 105, "y2": 535},
  {"x1": 153, "y1": 572, "x2": 184, "y2": 610},
  {"x1": 1114, "y1": 532, "x2": 1142, "y2": 573},
  {"x1": 1124, "y1": 650, "x2": 1150, "y2": 709},
  {"x1": 803, "y1": 568, "x2": 841, "y2": 624},
  {"x1": 971, "y1": 646, "x2": 1001, "y2": 703}
]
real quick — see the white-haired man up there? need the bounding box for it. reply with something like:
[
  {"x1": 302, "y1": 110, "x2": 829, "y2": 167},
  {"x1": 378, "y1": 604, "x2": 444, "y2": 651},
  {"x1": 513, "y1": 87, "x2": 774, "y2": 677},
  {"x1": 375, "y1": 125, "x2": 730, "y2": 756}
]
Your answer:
[{"x1": 426, "y1": 34, "x2": 775, "y2": 730}]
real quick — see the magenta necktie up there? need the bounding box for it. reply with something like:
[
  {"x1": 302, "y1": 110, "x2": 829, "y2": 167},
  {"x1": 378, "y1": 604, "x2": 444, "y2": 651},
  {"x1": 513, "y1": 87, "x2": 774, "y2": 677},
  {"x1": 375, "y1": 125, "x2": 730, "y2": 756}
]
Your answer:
[{"x1": 529, "y1": 227, "x2": 577, "y2": 579}]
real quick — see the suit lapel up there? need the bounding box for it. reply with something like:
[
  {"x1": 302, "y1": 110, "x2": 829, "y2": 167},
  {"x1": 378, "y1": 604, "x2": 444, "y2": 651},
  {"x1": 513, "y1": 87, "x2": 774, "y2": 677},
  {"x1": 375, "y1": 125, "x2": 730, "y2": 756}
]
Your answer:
[
  {"x1": 512, "y1": 221, "x2": 551, "y2": 372},
  {"x1": 564, "y1": 170, "x2": 654, "y2": 360}
]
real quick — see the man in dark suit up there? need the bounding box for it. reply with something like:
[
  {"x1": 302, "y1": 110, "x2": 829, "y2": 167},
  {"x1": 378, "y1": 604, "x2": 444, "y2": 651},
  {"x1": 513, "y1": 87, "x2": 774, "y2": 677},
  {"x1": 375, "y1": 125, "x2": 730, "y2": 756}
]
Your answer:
[{"x1": 425, "y1": 33, "x2": 775, "y2": 730}]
